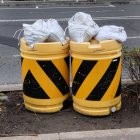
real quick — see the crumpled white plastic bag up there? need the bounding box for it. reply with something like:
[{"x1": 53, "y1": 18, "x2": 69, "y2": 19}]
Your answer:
[
  {"x1": 68, "y1": 12, "x2": 99, "y2": 42},
  {"x1": 23, "y1": 19, "x2": 67, "y2": 48},
  {"x1": 23, "y1": 20, "x2": 49, "y2": 47},
  {"x1": 95, "y1": 25, "x2": 127, "y2": 42},
  {"x1": 46, "y1": 19, "x2": 67, "y2": 45}
]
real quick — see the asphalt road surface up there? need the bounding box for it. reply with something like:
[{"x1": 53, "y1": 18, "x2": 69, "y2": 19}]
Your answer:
[{"x1": 0, "y1": 3, "x2": 140, "y2": 85}]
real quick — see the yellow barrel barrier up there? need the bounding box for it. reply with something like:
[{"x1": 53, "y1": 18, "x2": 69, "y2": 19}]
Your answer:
[
  {"x1": 70, "y1": 40, "x2": 122, "y2": 116},
  {"x1": 20, "y1": 39, "x2": 69, "y2": 113}
]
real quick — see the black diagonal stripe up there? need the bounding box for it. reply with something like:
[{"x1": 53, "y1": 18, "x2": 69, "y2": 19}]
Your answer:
[
  {"x1": 64, "y1": 56, "x2": 69, "y2": 69},
  {"x1": 21, "y1": 57, "x2": 23, "y2": 65},
  {"x1": 115, "y1": 81, "x2": 121, "y2": 98},
  {"x1": 72, "y1": 60, "x2": 97, "y2": 95},
  {"x1": 37, "y1": 61, "x2": 69, "y2": 96},
  {"x1": 86, "y1": 57, "x2": 120, "y2": 101},
  {"x1": 71, "y1": 57, "x2": 73, "y2": 64},
  {"x1": 23, "y1": 70, "x2": 50, "y2": 99}
]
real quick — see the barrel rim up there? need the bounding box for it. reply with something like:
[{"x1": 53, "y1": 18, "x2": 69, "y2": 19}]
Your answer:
[{"x1": 20, "y1": 38, "x2": 69, "y2": 55}]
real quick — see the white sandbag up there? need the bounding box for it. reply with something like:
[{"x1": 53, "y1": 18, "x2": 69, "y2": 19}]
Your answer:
[
  {"x1": 23, "y1": 20, "x2": 49, "y2": 47},
  {"x1": 68, "y1": 12, "x2": 98, "y2": 26},
  {"x1": 23, "y1": 19, "x2": 67, "y2": 48},
  {"x1": 68, "y1": 24, "x2": 98, "y2": 42},
  {"x1": 46, "y1": 19, "x2": 67, "y2": 45},
  {"x1": 95, "y1": 25, "x2": 127, "y2": 42},
  {"x1": 68, "y1": 12, "x2": 99, "y2": 42}
]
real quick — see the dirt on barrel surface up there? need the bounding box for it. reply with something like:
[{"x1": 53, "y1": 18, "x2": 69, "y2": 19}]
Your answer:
[{"x1": 0, "y1": 87, "x2": 140, "y2": 136}]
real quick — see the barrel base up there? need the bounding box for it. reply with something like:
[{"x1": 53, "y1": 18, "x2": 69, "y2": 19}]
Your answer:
[
  {"x1": 24, "y1": 101, "x2": 63, "y2": 113},
  {"x1": 73, "y1": 101, "x2": 121, "y2": 116},
  {"x1": 23, "y1": 94, "x2": 69, "y2": 113}
]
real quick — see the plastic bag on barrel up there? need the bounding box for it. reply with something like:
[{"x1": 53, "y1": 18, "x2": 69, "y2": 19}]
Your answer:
[
  {"x1": 46, "y1": 19, "x2": 67, "y2": 45},
  {"x1": 23, "y1": 20, "x2": 49, "y2": 48},
  {"x1": 67, "y1": 12, "x2": 99, "y2": 42},
  {"x1": 22, "y1": 19, "x2": 67, "y2": 48},
  {"x1": 95, "y1": 25, "x2": 127, "y2": 42}
]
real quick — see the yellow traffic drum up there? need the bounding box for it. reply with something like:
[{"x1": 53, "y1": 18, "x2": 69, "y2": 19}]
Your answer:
[
  {"x1": 70, "y1": 40, "x2": 122, "y2": 116},
  {"x1": 20, "y1": 39, "x2": 69, "y2": 113}
]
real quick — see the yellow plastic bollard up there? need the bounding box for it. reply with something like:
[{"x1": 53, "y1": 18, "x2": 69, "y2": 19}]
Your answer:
[
  {"x1": 70, "y1": 40, "x2": 122, "y2": 116},
  {"x1": 20, "y1": 39, "x2": 69, "y2": 113}
]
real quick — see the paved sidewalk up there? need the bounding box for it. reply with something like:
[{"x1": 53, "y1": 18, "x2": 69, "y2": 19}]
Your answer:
[{"x1": 0, "y1": 128, "x2": 140, "y2": 140}]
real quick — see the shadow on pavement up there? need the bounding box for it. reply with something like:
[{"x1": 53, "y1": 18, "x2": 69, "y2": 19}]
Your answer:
[{"x1": 0, "y1": 35, "x2": 18, "y2": 50}]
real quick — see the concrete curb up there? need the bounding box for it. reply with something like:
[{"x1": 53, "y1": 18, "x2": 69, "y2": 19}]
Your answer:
[
  {"x1": 0, "y1": 79, "x2": 132, "y2": 92},
  {"x1": 0, "y1": 84, "x2": 22, "y2": 92},
  {"x1": 0, "y1": 128, "x2": 140, "y2": 140},
  {"x1": 59, "y1": 128, "x2": 140, "y2": 140},
  {"x1": 0, "y1": 0, "x2": 140, "y2": 7}
]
